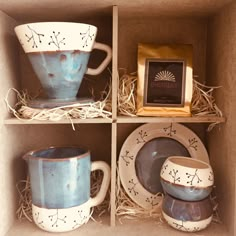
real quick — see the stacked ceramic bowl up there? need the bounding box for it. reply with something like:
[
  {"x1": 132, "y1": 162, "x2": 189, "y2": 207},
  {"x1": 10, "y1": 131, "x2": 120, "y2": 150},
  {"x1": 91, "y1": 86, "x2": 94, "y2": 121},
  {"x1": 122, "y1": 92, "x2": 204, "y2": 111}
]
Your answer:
[{"x1": 160, "y1": 156, "x2": 214, "y2": 232}]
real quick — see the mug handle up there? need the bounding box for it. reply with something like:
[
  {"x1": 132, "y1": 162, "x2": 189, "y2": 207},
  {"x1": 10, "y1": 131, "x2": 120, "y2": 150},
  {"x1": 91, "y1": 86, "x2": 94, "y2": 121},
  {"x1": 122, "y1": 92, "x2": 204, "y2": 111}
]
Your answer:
[
  {"x1": 86, "y1": 42, "x2": 112, "y2": 76},
  {"x1": 89, "y1": 161, "x2": 111, "y2": 207}
]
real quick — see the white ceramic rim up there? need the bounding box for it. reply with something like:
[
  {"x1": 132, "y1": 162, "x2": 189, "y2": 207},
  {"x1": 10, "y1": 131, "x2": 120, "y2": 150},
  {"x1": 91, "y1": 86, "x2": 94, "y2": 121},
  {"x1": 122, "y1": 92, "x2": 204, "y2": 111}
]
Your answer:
[
  {"x1": 15, "y1": 22, "x2": 98, "y2": 52},
  {"x1": 161, "y1": 156, "x2": 213, "y2": 187},
  {"x1": 118, "y1": 123, "x2": 209, "y2": 209},
  {"x1": 14, "y1": 21, "x2": 97, "y2": 30},
  {"x1": 167, "y1": 156, "x2": 211, "y2": 168}
]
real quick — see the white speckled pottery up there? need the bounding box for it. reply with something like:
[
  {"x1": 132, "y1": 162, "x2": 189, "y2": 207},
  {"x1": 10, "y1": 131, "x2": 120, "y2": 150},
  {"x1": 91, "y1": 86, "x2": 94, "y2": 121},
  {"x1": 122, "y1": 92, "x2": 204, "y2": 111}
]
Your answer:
[
  {"x1": 160, "y1": 156, "x2": 214, "y2": 201},
  {"x1": 15, "y1": 22, "x2": 99, "y2": 53},
  {"x1": 162, "y1": 211, "x2": 213, "y2": 233},
  {"x1": 32, "y1": 200, "x2": 91, "y2": 233}
]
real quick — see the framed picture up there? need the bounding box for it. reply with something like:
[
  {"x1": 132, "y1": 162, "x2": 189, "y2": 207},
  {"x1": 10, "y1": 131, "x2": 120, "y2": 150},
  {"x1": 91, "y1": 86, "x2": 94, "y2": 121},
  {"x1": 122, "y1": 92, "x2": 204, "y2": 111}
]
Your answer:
[{"x1": 137, "y1": 44, "x2": 193, "y2": 117}]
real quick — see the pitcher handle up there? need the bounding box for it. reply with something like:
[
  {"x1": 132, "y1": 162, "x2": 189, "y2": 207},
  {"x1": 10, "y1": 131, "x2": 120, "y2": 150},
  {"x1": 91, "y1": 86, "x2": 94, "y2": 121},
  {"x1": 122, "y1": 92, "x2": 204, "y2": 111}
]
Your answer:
[
  {"x1": 89, "y1": 161, "x2": 111, "y2": 207},
  {"x1": 86, "y1": 42, "x2": 112, "y2": 76}
]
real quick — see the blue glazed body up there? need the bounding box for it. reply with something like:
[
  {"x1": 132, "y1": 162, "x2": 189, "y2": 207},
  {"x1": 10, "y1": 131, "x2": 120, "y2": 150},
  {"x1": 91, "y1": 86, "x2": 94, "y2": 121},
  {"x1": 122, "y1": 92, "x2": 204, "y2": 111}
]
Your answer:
[
  {"x1": 162, "y1": 193, "x2": 213, "y2": 221},
  {"x1": 161, "y1": 179, "x2": 212, "y2": 201},
  {"x1": 25, "y1": 147, "x2": 91, "y2": 209},
  {"x1": 28, "y1": 50, "x2": 90, "y2": 99}
]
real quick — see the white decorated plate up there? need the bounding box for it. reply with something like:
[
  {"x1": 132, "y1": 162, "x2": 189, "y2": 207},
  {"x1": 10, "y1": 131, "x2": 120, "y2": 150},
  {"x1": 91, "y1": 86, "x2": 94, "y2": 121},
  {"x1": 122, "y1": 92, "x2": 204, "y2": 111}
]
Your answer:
[{"x1": 118, "y1": 123, "x2": 209, "y2": 209}]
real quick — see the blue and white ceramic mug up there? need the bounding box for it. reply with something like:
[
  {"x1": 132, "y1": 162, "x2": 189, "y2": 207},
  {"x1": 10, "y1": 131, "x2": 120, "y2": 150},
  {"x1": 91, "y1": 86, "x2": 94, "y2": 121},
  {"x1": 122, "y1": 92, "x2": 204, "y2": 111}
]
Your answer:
[
  {"x1": 14, "y1": 22, "x2": 112, "y2": 101},
  {"x1": 23, "y1": 147, "x2": 110, "y2": 232}
]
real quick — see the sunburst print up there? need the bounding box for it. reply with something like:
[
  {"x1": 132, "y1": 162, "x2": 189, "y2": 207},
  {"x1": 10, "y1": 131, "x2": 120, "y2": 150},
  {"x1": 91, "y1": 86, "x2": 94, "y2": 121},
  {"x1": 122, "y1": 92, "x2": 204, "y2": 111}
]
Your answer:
[{"x1": 154, "y1": 70, "x2": 176, "y2": 82}]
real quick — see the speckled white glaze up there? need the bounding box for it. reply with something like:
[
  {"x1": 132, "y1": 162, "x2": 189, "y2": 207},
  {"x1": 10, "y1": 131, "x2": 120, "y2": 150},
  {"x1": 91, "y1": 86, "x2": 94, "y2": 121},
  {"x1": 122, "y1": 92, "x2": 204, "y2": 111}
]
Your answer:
[
  {"x1": 32, "y1": 200, "x2": 91, "y2": 233},
  {"x1": 162, "y1": 211, "x2": 213, "y2": 232},
  {"x1": 161, "y1": 156, "x2": 214, "y2": 188},
  {"x1": 15, "y1": 22, "x2": 97, "y2": 52}
]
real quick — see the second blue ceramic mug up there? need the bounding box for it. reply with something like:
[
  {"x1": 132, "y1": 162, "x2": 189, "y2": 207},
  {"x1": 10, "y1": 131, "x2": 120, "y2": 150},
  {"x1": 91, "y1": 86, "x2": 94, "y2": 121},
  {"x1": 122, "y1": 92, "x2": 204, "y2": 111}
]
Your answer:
[{"x1": 23, "y1": 146, "x2": 110, "y2": 209}]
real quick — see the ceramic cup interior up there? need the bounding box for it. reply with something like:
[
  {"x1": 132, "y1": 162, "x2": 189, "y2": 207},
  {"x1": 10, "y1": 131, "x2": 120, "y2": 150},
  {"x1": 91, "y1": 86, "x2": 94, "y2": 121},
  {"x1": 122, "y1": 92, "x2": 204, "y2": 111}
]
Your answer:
[
  {"x1": 169, "y1": 156, "x2": 210, "y2": 169},
  {"x1": 30, "y1": 146, "x2": 88, "y2": 159}
]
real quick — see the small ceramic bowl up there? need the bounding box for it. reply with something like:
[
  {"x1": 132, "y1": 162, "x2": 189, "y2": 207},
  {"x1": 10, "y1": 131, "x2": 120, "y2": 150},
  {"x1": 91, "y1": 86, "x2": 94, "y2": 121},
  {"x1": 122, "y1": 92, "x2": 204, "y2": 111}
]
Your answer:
[
  {"x1": 160, "y1": 156, "x2": 214, "y2": 201},
  {"x1": 162, "y1": 193, "x2": 213, "y2": 232}
]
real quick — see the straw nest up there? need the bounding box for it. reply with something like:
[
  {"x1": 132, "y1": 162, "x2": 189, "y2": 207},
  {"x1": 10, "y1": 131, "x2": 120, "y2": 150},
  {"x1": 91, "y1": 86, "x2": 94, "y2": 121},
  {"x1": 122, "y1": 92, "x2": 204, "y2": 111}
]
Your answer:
[
  {"x1": 117, "y1": 71, "x2": 222, "y2": 118},
  {"x1": 115, "y1": 164, "x2": 163, "y2": 223},
  {"x1": 5, "y1": 82, "x2": 112, "y2": 130}
]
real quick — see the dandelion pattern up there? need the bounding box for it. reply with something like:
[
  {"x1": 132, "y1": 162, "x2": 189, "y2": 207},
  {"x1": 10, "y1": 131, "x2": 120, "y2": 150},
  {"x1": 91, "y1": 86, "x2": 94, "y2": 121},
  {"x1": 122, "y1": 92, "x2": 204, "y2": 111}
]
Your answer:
[
  {"x1": 72, "y1": 210, "x2": 88, "y2": 229},
  {"x1": 32, "y1": 204, "x2": 91, "y2": 232},
  {"x1": 208, "y1": 171, "x2": 214, "y2": 182},
  {"x1": 145, "y1": 195, "x2": 160, "y2": 207},
  {"x1": 168, "y1": 218, "x2": 210, "y2": 232},
  {"x1": 48, "y1": 209, "x2": 67, "y2": 227},
  {"x1": 188, "y1": 138, "x2": 198, "y2": 151},
  {"x1": 48, "y1": 31, "x2": 66, "y2": 50},
  {"x1": 169, "y1": 169, "x2": 181, "y2": 183},
  {"x1": 186, "y1": 169, "x2": 202, "y2": 185},
  {"x1": 161, "y1": 164, "x2": 168, "y2": 175},
  {"x1": 136, "y1": 130, "x2": 148, "y2": 144},
  {"x1": 19, "y1": 24, "x2": 97, "y2": 52},
  {"x1": 121, "y1": 150, "x2": 134, "y2": 166},
  {"x1": 25, "y1": 25, "x2": 44, "y2": 48},
  {"x1": 80, "y1": 26, "x2": 95, "y2": 48},
  {"x1": 128, "y1": 179, "x2": 139, "y2": 196},
  {"x1": 34, "y1": 212, "x2": 44, "y2": 228},
  {"x1": 173, "y1": 220, "x2": 190, "y2": 231},
  {"x1": 163, "y1": 123, "x2": 176, "y2": 137}
]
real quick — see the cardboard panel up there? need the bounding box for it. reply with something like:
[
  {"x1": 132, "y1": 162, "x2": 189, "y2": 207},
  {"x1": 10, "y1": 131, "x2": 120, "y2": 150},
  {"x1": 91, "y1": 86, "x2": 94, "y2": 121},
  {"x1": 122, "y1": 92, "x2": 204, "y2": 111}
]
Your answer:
[
  {"x1": 118, "y1": 17, "x2": 207, "y2": 84},
  {"x1": 0, "y1": 0, "x2": 233, "y2": 20},
  {"x1": 207, "y1": 2, "x2": 236, "y2": 235},
  {"x1": 0, "y1": 10, "x2": 21, "y2": 236},
  {"x1": 0, "y1": 1, "x2": 235, "y2": 235}
]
